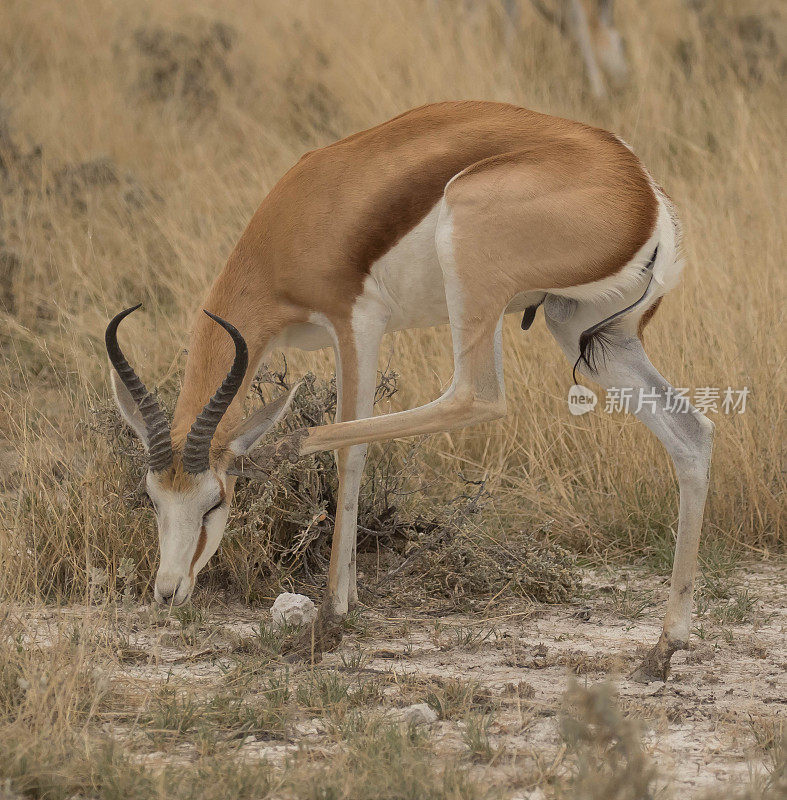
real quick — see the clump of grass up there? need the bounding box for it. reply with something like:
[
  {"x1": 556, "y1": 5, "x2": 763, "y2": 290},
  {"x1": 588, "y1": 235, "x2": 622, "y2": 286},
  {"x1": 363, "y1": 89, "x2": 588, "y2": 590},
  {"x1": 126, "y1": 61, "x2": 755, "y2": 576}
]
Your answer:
[
  {"x1": 461, "y1": 714, "x2": 502, "y2": 764},
  {"x1": 380, "y1": 519, "x2": 581, "y2": 610},
  {"x1": 399, "y1": 675, "x2": 497, "y2": 721},
  {"x1": 695, "y1": 557, "x2": 759, "y2": 626},
  {"x1": 702, "y1": 727, "x2": 786, "y2": 799},
  {"x1": 296, "y1": 671, "x2": 385, "y2": 723},
  {"x1": 733, "y1": 718, "x2": 787, "y2": 800},
  {"x1": 0, "y1": 620, "x2": 115, "y2": 798},
  {"x1": 141, "y1": 679, "x2": 293, "y2": 749},
  {"x1": 556, "y1": 681, "x2": 656, "y2": 800},
  {"x1": 1, "y1": 735, "x2": 277, "y2": 800},
  {"x1": 288, "y1": 714, "x2": 481, "y2": 800},
  {"x1": 142, "y1": 686, "x2": 202, "y2": 744},
  {"x1": 131, "y1": 17, "x2": 237, "y2": 112},
  {"x1": 438, "y1": 624, "x2": 499, "y2": 652}
]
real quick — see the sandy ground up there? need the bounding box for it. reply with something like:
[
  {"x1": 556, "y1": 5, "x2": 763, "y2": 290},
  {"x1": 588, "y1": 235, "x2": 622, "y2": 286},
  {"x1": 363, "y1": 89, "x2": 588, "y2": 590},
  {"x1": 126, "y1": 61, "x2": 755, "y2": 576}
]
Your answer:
[{"x1": 7, "y1": 562, "x2": 785, "y2": 797}]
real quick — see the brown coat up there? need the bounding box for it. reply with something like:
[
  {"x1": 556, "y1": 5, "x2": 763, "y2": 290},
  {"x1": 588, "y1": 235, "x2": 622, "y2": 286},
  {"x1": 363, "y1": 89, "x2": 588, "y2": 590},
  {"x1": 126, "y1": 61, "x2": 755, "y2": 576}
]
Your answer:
[{"x1": 171, "y1": 101, "x2": 657, "y2": 450}]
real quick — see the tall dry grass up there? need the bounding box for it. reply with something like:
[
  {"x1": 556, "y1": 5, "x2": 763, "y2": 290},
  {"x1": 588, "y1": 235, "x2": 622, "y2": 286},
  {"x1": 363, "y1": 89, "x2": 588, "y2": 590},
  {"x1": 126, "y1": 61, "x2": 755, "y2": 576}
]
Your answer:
[{"x1": 0, "y1": 0, "x2": 784, "y2": 602}]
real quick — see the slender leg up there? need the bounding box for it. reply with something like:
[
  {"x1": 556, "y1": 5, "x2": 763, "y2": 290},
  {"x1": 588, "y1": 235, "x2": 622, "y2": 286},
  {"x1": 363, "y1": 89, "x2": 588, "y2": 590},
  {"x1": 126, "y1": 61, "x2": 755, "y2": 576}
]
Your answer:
[
  {"x1": 548, "y1": 315, "x2": 714, "y2": 680},
  {"x1": 308, "y1": 309, "x2": 504, "y2": 650},
  {"x1": 324, "y1": 310, "x2": 386, "y2": 618},
  {"x1": 300, "y1": 360, "x2": 506, "y2": 454},
  {"x1": 502, "y1": 0, "x2": 520, "y2": 50},
  {"x1": 298, "y1": 266, "x2": 508, "y2": 455}
]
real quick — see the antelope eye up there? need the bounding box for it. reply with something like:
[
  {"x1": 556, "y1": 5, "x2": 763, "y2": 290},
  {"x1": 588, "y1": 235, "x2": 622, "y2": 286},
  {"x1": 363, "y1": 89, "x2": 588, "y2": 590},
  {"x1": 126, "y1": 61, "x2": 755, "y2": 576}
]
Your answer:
[{"x1": 203, "y1": 500, "x2": 223, "y2": 520}]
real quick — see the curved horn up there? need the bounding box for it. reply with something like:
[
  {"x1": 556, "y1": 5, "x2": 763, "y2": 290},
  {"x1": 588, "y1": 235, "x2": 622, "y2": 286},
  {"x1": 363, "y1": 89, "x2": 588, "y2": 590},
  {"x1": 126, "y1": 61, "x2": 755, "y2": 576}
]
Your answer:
[
  {"x1": 105, "y1": 305, "x2": 173, "y2": 472},
  {"x1": 182, "y1": 310, "x2": 249, "y2": 474}
]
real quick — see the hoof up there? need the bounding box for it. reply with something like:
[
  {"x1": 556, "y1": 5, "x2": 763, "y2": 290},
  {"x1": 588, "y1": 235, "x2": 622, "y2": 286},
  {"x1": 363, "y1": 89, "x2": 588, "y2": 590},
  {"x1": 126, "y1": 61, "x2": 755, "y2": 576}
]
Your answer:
[
  {"x1": 284, "y1": 604, "x2": 344, "y2": 663},
  {"x1": 630, "y1": 661, "x2": 667, "y2": 684},
  {"x1": 630, "y1": 634, "x2": 684, "y2": 684},
  {"x1": 283, "y1": 627, "x2": 323, "y2": 664}
]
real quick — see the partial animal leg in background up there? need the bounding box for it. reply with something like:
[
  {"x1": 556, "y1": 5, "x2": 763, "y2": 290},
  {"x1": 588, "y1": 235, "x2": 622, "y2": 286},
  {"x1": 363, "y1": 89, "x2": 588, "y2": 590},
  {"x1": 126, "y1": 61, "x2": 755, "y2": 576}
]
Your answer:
[
  {"x1": 547, "y1": 311, "x2": 714, "y2": 681},
  {"x1": 567, "y1": 0, "x2": 607, "y2": 97},
  {"x1": 595, "y1": 0, "x2": 628, "y2": 87},
  {"x1": 501, "y1": 0, "x2": 521, "y2": 50}
]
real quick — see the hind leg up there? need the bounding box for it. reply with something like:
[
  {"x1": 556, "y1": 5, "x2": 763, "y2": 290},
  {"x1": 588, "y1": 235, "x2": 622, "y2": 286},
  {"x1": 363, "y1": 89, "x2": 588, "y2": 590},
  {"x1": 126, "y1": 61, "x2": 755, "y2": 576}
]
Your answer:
[{"x1": 547, "y1": 300, "x2": 714, "y2": 681}]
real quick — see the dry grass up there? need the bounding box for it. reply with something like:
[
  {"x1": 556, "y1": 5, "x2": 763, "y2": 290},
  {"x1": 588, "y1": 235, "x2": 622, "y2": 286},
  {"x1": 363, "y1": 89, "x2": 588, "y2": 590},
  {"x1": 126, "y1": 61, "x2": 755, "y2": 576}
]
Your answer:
[
  {"x1": 0, "y1": 0, "x2": 784, "y2": 604},
  {"x1": 2, "y1": 575, "x2": 785, "y2": 798}
]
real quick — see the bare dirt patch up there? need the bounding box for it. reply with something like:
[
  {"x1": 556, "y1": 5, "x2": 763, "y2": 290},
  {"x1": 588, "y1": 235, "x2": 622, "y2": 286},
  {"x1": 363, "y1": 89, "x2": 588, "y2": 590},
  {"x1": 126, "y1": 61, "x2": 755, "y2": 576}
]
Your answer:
[{"x1": 4, "y1": 562, "x2": 784, "y2": 798}]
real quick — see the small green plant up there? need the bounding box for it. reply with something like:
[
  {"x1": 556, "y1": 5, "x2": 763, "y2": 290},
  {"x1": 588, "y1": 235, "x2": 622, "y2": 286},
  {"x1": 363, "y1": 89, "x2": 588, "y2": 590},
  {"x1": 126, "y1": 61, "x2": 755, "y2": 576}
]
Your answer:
[
  {"x1": 424, "y1": 678, "x2": 496, "y2": 721},
  {"x1": 287, "y1": 714, "x2": 481, "y2": 800},
  {"x1": 442, "y1": 624, "x2": 498, "y2": 652},
  {"x1": 297, "y1": 671, "x2": 351, "y2": 711},
  {"x1": 462, "y1": 714, "x2": 500, "y2": 763},
  {"x1": 340, "y1": 644, "x2": 368, "y2": 671},
  {"x1": 143, "y1": 687, "x2": 202, "y2": 744},
  {"x1": 174, "y1": 604, "x2": 205, "y2": 630}
]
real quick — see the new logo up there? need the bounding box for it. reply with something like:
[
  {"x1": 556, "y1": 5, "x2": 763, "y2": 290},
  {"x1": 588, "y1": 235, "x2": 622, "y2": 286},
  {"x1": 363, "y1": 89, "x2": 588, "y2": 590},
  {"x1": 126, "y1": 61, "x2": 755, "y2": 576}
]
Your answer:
[{"x1": 567, "y1": 384, "x2": 598, "y2": 416}]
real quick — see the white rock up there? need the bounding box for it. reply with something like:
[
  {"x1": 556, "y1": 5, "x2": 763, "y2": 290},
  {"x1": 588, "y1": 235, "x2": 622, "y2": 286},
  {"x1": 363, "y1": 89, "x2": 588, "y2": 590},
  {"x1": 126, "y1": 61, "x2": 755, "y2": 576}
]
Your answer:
[
  {"x1": 394, "y1": 703, "x2": 438, "y2": 726},
  {"x1": 270, "y1": 592, "x2": 317, "y2": 629}
]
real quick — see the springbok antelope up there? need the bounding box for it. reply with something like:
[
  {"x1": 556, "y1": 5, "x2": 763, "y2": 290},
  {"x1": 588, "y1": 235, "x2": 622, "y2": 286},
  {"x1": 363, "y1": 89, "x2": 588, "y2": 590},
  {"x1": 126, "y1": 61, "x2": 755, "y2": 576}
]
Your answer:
[{"x1": 107, "y1": 101, "x2": 713, "y2": 681}]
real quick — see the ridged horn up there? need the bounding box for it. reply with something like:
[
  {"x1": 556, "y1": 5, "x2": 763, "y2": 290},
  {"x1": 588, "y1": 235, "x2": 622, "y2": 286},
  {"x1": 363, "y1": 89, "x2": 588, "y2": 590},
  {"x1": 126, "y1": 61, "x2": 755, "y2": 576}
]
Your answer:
[
  {"x1": 106, "y1": 305, "x2": 173, "y2": 473},
  {"x1": 182, "y1": 310, "x2": 249, "y2": 474}
]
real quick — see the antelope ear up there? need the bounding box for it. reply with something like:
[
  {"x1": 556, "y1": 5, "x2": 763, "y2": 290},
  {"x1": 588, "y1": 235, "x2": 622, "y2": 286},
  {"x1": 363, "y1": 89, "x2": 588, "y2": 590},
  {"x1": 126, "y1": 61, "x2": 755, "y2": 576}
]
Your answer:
[
  {"x1": 228, "y1": 383, "x2": 301, "y2": 456},
  {"x1": 110, "y1": 368, "x2": 150, "y2": 448}
]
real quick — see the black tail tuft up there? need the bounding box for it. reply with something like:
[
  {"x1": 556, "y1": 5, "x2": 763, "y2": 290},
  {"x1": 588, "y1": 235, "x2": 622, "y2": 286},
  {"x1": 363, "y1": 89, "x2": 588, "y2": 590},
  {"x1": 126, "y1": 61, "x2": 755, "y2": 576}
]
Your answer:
[
  {"x1": 571, "y1": 245, "x2": 660, "y2": 385},
  {"x1": 573, "y1": 323, "x2": 619, "y2": 384}
]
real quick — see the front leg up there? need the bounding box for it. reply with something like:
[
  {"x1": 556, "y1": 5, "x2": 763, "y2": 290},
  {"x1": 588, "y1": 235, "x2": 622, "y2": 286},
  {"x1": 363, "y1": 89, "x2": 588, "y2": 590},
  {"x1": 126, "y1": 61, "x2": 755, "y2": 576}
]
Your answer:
[
  {"x1": 321, "y1": 307, "x2": 387, "y2": 624},
  {"x1": 325, "y1": 443, "x2": 368, "y2": 615},
  {"x1": 292, "y1": 309, "x2": 507, "y2": 651}
]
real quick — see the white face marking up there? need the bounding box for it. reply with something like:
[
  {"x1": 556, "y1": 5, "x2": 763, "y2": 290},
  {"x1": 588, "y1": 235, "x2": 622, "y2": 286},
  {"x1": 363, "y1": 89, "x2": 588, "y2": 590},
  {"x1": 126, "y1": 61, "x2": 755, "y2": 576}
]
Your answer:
[{"x1": 145, "y1": 470, "x2": 229, "y2": 606}]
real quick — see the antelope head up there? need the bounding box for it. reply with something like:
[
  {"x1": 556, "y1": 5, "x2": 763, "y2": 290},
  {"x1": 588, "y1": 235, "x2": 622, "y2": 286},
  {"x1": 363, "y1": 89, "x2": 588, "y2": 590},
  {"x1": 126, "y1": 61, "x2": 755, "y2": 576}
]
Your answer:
[{"x1": 106, "y1": 305, "x2": 297, "y2": 606}]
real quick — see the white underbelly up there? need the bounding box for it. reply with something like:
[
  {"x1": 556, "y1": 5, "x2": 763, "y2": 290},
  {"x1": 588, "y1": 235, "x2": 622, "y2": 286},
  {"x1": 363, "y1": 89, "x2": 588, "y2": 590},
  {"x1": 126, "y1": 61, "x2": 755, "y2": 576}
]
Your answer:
[
  {"x1": 276, "y1": 204, "x2": 448, "y2": 352},
  {"x1": 370, "y1": 203, "x2": 450, "y2": 333},
  {"x1": 276, "y1": 201, "x2": 539, "y2": 352}
]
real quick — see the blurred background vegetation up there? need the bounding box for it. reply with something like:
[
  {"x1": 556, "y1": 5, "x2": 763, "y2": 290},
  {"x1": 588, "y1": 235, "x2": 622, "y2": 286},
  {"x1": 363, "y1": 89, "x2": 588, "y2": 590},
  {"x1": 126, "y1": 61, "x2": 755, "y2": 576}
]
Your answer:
[{"x1": 0, "y1": 0, "x2": 783, "y2": 603}]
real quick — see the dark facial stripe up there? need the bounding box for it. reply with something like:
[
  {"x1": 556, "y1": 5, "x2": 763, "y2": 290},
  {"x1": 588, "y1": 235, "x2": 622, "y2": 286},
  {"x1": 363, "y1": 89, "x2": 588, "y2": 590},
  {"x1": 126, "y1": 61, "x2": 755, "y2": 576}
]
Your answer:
[
  {"x1": 190, "y1": 525, "x2": 207, "y2": 576},
  {"x1": 189, "y1": 480, "x2": 226, "y2": 577}
]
